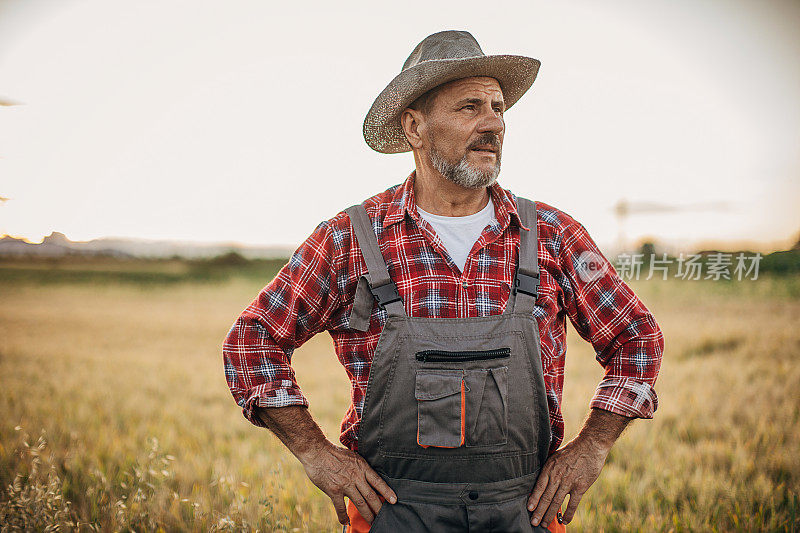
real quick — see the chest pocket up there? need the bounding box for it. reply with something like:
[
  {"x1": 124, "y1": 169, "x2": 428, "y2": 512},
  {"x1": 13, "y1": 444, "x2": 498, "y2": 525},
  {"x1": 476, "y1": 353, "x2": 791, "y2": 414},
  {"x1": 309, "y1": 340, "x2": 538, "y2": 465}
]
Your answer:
[
  {"x1": 415, "y1": 369, "x2": 465, "y2": 448},
  {"x1": 465, "y1": 366, "x2": 508, "y2": 447},
  {"x1": 414, "y1": 365, "x2": 508, "y2": 449}
]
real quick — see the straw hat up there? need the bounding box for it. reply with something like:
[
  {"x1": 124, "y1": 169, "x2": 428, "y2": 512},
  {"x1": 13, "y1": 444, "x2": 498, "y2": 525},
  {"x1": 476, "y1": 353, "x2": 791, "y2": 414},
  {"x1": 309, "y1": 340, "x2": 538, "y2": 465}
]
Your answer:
[{"x1": 363, "y1": 30, "x2": 541, "y2": 154}]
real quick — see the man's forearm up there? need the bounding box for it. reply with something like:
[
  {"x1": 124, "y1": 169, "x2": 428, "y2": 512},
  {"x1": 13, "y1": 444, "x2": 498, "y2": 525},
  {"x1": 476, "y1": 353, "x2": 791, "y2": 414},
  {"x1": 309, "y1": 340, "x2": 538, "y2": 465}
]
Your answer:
[
  {"x1": 254, "y1": 405, "x2": 333, "y2": 465},
  {"x1": 574, "y1": 407, "x2": 634, "y2": 453}
]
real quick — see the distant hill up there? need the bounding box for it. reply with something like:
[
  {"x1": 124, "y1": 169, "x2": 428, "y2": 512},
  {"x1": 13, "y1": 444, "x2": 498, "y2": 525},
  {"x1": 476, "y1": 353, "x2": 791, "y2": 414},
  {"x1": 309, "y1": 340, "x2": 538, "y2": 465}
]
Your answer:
[{"x1": 0, "y1": 232, "x2": 294, "y2": 260}]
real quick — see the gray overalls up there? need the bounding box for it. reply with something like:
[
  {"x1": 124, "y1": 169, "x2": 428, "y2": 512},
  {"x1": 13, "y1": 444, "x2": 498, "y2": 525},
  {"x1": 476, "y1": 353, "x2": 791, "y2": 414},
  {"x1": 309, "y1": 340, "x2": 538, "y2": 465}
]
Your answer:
[{"x1": 342, "y1": 197, "x2": 551, "y2": 532}]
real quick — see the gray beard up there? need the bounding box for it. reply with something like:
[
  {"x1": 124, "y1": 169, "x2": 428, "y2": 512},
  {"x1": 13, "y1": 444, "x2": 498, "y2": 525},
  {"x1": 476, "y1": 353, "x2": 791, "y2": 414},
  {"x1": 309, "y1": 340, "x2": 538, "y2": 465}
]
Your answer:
[{"x1": 429, "y1": 143, "x2": 501, "y2": 190}]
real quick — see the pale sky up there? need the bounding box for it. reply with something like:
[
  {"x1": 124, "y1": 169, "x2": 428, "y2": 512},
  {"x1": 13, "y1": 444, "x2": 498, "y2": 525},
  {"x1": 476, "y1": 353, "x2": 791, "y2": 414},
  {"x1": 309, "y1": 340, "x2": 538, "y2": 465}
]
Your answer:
[{"x1": 1, "y1": 0, "x2": 798, "y2": 253}]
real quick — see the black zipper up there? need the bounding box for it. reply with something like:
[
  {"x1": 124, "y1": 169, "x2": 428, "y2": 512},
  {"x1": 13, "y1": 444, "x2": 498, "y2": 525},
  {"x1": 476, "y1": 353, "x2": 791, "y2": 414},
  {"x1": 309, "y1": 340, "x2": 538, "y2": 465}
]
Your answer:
[{"x1": 415, "y1": 347, "x2": 511, "y2": 363}]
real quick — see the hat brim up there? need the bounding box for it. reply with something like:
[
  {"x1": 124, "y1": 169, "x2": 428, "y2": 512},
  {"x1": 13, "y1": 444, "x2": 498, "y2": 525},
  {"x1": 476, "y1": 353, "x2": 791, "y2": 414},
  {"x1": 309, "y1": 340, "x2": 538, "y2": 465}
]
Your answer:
[{"x1": 363, "y1": 54, "x2": 540, "y2": 154}]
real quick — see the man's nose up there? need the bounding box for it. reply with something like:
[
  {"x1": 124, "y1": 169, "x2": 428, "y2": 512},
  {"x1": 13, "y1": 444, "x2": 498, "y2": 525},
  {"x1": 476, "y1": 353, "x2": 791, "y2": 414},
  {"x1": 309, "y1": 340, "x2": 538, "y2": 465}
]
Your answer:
[{"x1": 476, "y1": 108, "x2": 504, "y2": 136}]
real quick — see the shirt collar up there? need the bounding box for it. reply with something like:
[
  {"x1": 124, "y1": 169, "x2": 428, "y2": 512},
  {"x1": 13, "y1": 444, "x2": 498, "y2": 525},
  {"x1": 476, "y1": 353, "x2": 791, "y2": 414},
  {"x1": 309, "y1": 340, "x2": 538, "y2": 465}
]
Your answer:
[{"x1": 382, "y1": 170, "x2": 530, "y2": 232}]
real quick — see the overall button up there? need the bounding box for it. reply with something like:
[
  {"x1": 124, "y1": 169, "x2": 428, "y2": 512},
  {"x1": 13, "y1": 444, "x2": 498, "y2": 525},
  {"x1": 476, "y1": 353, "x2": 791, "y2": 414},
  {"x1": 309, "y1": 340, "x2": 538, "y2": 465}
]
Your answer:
[{"x1": 468, "y1": 490, "x2": 479, "y2": 500}]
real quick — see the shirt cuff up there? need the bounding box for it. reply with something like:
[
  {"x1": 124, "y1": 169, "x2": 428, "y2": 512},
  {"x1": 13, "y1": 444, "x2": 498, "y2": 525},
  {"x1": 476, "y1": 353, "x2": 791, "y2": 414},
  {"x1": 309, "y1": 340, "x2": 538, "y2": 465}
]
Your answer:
[
  {"x1": 240, "y1": 381, "x2": 310, "y2": 428},
  {"x1": 589, "y1": 376, "x2": 658, "y2": 419}
]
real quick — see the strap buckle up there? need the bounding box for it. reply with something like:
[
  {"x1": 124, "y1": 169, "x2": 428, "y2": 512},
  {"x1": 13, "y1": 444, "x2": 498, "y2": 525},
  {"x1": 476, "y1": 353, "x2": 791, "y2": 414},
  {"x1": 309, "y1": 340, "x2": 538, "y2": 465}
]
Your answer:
[
  {"x1": 370, "y1": 281, "x2": 402, "y2": 309},
  {"x1": 513, "y1": 271, "x2": 540, "y2": 298}
]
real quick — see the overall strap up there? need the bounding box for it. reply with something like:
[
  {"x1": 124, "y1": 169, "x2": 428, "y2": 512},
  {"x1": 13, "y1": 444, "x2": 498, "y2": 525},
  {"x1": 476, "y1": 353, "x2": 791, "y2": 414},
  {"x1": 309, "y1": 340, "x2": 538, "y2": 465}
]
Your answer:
[
  {"x1": 512, "y1": 197, "x2": 540, "y2": 315},
  {"x1": 344, "y1": 204, "x2": 407, "y2": 330}
]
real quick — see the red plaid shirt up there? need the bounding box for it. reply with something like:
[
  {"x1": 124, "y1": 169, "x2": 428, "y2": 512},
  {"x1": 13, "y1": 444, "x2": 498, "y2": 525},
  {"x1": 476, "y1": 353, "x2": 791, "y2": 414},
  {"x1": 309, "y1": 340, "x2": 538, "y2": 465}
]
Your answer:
[{"x1": 223, "y1": 171, "x2": 663, "y2": 455}]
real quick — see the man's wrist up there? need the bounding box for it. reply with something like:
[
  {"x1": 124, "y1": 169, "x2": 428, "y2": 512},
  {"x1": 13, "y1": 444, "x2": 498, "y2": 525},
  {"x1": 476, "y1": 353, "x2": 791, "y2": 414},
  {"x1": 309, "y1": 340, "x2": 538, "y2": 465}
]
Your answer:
[
  {"x1": 295, "y1": 435, "x2": 335, "y2": 467},
  {"x1": 574, "y1": 432, "x2": 614, "y2": 456},
  {"x1": 254, "y1": 405, "x2": 334, "y2": 466},
  {"x1": 574, "y1": 407, "x2": 633, "y2": 454}
]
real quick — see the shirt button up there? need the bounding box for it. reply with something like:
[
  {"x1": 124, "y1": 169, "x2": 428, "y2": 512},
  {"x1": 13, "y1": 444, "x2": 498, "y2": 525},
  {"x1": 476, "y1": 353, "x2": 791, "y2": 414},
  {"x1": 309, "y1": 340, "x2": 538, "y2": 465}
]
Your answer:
[
  {"x1": 468, "y1": 490, "x2": 479, "y2": 500},
  {"x1": 462, "y1": 280, "x2": 469, "y2": 288}
]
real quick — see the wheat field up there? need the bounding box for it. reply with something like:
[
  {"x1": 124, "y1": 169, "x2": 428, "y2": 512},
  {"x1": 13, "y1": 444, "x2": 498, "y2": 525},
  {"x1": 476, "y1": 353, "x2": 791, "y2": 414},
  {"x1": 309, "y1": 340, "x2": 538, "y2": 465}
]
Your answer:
[{"x1": 0, "y1": 271, "x2": 798, "y2": 532}]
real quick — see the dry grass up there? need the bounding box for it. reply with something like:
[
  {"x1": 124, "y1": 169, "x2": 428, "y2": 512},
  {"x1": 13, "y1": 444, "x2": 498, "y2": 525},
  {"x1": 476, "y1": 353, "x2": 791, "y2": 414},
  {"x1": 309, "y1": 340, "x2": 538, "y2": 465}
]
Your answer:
[{"x1": 0, "y1": 275, "x2": 798, "y2": 531}]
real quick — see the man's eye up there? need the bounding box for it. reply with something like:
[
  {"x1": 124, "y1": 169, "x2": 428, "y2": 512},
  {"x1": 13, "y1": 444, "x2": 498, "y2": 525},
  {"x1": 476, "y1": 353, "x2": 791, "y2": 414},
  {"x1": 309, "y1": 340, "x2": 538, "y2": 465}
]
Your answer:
[{"x1": 461, "y1": 105, "x2": 475, "y2": 111}]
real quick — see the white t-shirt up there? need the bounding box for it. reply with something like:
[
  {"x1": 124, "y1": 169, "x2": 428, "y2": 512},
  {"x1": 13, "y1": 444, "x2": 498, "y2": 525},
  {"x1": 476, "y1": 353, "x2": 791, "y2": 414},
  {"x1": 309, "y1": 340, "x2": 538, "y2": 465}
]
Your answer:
[{"x1": 416, "y1": 196, "x2": 497, "y2": 274}]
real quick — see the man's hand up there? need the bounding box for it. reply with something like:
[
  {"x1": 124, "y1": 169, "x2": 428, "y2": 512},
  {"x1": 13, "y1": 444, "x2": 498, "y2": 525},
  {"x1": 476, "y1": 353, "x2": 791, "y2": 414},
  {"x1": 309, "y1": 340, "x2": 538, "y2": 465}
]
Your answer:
[
  {"x1": 527, "y1": 433, "x2": 608, "y2": 526},
  {"x1": 254, "y1": 405, "x2": 397, "y2": 527},
  {"x1": 299, "y1": 441, "x2": 397, "y2": 526},
  {"x1": 528, "y1": 408, "x2": 633, "y2": 526}
]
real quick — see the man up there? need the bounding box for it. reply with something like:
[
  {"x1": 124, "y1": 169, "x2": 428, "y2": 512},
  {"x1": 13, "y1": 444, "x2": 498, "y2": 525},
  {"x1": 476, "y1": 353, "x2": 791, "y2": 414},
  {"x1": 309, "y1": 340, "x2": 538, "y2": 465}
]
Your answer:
[{"x1": 223, "y1": 30, "x2": 663, "y2": 532}]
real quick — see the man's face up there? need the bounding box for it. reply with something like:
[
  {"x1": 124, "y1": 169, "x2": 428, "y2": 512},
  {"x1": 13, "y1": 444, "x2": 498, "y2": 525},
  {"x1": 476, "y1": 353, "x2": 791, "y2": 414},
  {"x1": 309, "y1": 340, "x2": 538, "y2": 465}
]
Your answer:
[{"x1": 418, "y1": 76, "x2": 505, "y2": 189}]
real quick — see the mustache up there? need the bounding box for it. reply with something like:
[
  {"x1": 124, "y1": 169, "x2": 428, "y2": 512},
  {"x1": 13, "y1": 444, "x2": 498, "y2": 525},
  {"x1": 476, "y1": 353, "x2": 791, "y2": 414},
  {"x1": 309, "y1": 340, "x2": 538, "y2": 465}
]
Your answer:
[{"x1": 468, "y1": 133, "x2": 501, "y2": 151}]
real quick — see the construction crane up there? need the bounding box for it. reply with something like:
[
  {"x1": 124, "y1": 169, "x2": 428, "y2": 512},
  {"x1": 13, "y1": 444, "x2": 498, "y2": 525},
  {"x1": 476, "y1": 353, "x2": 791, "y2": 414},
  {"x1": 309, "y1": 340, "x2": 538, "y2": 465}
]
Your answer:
[
  {"x1": 612, "y1": 199, "x2": 731, "y2": 252},
  {"x1": 0, "y1": 96, "x2": 22, "y2": 106},
  {"x1": 0, "y1": 96, "x2": 23, "y2": 160}
]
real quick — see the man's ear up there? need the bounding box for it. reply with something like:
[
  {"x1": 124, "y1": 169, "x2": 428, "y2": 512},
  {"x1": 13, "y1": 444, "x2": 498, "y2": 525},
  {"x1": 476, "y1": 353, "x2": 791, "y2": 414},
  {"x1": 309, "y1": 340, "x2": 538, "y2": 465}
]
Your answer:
[{"x1": 400, "y1": 108, "x2": 425, "y2": 150}]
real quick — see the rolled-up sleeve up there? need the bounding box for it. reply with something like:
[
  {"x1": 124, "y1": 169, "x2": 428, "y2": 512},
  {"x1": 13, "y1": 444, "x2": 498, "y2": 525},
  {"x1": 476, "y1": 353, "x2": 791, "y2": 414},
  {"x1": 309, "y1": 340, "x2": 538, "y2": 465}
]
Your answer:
[
  {"x1": 222, "y1": 219, "x2": 341, "y2": 428},
  {"x1": 558, "y1": 221, "x2": 664, "y2": 419}
]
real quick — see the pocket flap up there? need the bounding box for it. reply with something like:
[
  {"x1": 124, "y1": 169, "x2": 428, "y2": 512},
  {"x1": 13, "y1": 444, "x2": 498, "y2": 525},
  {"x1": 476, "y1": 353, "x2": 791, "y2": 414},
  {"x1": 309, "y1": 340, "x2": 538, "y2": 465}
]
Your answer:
[
  {"x1": 414, "y1": 370, "x2": 463, "y2": 401},
  {"x1": 489, "y1": 366, "x2": 508, "y2": 401}
]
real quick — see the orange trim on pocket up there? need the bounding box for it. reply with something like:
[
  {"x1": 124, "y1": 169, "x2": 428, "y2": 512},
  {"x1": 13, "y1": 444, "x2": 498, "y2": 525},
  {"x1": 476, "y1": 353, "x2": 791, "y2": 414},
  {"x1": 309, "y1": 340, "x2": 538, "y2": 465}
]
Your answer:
[
  {"x1": 459, "y1": 378, "x2": 465, "y2": 446},
  {"x1": 416, "y1": 412, "x2": 429, "y2": 448}
]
